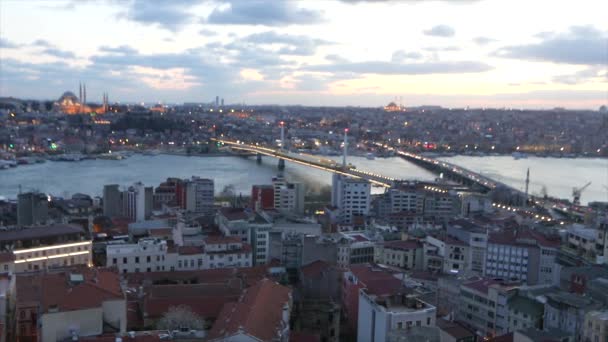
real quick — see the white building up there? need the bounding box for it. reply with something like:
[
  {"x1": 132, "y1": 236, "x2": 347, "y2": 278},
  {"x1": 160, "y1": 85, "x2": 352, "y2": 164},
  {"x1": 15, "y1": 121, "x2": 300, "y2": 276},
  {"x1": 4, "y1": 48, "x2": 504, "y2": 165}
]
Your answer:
[
  {"x1": 272, "y1": 176, "x2": 305, "y2": 215},
  {"x1": 217, "y1": 208, "x2": 272, "y2": 265},
  {"x1": 106, "y1": 237, "x2": 252, "y2": 273},
  {"x1": 185, "y1": 176, "x2": 214, "y2": 215},
  {"x1": 331, "y1": 174, "x2": 371, "y2": 224},
  {"x1": 123, "y1": 182, "x2": 152, "y2": 222},
  {"x1": 337, "y1": 232, "x2": 376, "y2": 268},
  {"x1": 358, "y1": 291, "x2": 436, "y2": 342}
]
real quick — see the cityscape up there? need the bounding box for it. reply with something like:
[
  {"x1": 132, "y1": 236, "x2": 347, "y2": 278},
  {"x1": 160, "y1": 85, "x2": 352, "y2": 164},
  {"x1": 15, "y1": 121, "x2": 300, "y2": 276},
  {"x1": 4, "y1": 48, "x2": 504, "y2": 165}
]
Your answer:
[{"x1": 1, "y1": 1, "x2": 607, "y2": 342}]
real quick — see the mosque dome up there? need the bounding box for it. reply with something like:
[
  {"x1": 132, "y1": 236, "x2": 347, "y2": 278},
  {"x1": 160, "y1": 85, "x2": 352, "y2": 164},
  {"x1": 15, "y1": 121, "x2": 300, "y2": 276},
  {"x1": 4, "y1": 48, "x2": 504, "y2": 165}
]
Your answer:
[{"x1": 58, "y1": 91, "x2": 79, "y2": 106}]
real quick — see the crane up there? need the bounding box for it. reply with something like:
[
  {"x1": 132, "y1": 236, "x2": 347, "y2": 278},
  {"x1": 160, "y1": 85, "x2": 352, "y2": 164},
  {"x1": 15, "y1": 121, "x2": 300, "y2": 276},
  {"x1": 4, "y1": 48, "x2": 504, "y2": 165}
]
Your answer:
[{"x1": 572, "y1": 181, "x2": 592, "y2": 205}]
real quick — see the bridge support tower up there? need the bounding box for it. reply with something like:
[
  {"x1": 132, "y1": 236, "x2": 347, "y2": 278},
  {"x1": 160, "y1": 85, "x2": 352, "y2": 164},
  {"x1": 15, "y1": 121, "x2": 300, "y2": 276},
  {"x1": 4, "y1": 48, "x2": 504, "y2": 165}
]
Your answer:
[{"x1": 256, "y1": 153, "x2": 262, "y2": 164}]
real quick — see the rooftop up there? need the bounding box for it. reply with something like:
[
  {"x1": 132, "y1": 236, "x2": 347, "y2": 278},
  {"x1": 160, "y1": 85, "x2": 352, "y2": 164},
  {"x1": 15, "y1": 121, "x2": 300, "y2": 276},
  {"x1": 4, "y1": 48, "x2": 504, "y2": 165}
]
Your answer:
[
  {"x1": 348, "y1": 263, "x2": 405, "y2": 296},
  {"x1": 207, "y1": 278, "x2": 291, "y2": 341},
  {"x1": 383, "y1": 239, "x2": 422, "y2": 250},
  {"x1": 0, "y1": 224, "x2": 84, "y2": 243}
]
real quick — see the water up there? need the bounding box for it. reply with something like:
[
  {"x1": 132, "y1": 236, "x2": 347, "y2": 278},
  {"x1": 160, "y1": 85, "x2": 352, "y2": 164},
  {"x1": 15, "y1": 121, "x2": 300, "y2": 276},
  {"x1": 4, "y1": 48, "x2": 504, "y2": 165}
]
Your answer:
[
  {"x1": 439, "y1": 156, "x2": 608, "y2": 204},
  {"x1": 0, "y1": 154, "x2": 606, "y2": 204}
]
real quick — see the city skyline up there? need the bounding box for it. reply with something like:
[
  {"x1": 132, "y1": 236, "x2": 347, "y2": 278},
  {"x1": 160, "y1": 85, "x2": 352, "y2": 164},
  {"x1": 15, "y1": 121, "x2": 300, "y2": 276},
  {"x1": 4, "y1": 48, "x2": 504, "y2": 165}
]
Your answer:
[{"x1": 1, "y1": 0, "x2": 607, "y2": 109}]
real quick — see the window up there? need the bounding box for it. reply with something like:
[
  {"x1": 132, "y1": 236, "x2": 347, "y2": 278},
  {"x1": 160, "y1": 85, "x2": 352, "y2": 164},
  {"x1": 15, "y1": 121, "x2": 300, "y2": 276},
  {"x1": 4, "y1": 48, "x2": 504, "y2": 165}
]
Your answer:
[
  {"x1": 112, "y1": 258, "x2": 117, "y2": 264},
  {"x1": 426, "y1": 317, "x2": 431, "y2": 325},
  {"x1": 397, "y1": 322, "x2": 403, "y2": 329},
  {"x1": 123, "y1": 257, "x2": 127, "y2": 263},
  {"x1": 146, "y1": 256, "x2": 151, "y2": 263},
  {"x1": 135, "y1": 257, "x2": 139, "y2": 263}
]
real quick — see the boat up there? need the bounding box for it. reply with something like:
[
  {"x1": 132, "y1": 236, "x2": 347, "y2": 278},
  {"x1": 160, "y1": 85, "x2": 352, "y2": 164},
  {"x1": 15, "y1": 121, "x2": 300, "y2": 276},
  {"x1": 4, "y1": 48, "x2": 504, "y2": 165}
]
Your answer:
[
  {"x1": 366, "y1": 152, "x2": 375, "y2": 160},
  {"x1": 512, "y1": 152, "x2": 528, "y2": 160}
]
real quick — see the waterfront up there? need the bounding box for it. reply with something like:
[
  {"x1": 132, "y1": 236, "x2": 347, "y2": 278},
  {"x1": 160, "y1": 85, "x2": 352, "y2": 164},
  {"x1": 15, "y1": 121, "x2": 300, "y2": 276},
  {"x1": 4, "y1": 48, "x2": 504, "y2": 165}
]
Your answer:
[{"x1": 0, "y1": 154, "x2": 606, "y2": 204}]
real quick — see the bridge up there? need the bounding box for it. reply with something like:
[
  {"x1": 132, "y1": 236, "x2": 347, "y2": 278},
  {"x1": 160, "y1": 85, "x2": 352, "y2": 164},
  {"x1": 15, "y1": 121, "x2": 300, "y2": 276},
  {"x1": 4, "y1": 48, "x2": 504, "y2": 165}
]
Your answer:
[{"x1": 211, "y1": 138, "x2": 395, "y2": 188}]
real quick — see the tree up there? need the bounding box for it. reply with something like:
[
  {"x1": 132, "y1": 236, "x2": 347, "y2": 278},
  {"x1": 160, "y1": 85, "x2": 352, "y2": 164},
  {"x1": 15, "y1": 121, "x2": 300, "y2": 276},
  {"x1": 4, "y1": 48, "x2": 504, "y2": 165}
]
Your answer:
[{"x1": 157, "y1": 305, "x2": 205, "y2": 331}]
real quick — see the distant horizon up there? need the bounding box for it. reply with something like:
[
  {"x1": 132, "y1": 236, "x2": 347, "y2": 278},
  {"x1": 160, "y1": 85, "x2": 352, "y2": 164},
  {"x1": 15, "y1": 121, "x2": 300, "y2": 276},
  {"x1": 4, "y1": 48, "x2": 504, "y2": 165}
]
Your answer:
[{"x1": 1, "y1": 0, "x2": 606, "y2": 109}]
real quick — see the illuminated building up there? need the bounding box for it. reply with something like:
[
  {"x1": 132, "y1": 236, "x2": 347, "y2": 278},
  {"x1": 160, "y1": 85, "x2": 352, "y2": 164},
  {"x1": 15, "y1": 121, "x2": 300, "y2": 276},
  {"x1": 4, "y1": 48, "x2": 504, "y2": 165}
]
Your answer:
[
  {"x1": 0, "y1": 225, "x2": 92, "y2": 273},
  {"x1": 55, "y1": 83, "x2": 109, "y2": 115},
  {"x1": 384, "y1": 101, "x2": 405, "y2": 112}
]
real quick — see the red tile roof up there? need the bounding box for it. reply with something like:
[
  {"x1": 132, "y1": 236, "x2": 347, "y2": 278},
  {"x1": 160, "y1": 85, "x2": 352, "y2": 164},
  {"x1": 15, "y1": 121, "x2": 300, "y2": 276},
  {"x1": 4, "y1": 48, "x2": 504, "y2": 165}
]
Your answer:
[
  {"x1": 300, "y1": 260, "x2": 330, "y2": 278},
  {"x1": 176, "y1": 246, "x2": 203, "y2": 255},
  {"x1": 17, "y1": 267, "x2": 123, "y2": 313},
  {"x1": 348, "y1": 264, "x2": 404, "y2": 296},
  {"x1": 204, "y1": 236, "x2": 242, "y2": 244},
  {"x1": 208, "y1": 278, "x2": 291, "y2": 341},
  {"x1": 125, "y1": 266, "x2": 268, "y2": 287},
  {"x1": 144, "y1": 283, "x2": 242, "y2": 320}
]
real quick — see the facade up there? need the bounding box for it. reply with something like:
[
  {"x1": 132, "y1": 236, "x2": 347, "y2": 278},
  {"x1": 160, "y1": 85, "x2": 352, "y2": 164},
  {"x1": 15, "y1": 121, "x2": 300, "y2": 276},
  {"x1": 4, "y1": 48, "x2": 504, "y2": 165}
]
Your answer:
[
  {"x1": 17, "y1": 192, "x2": 48, "y2": 226},
  {"x1": 106, "y1": 237, "x2": 252, "y2": 273},
  {"x1": 485, "y1": 229, "x2": 559, "y2": 285},
  {"x1": 251, "y1": 184, "x2": 274, "y2": 211},
  {"x1": 582, "y1": 310, "x2": 608, "y2": 342},
  {"x1": 0, "y1": 225, "x2": 91, "y2": 273},
  {"x1": 507, "y1": 295, "x2": 544, "y2": 332},
  {"x1": 374, "y1": 240, "x2": 423, "y2": 270},
  {"x1": 102, "y1": 184, "x2": 121, "y2": 217},
  {"x1": 217, "y1": 208, "x2": 272, "y2": 265},
  {"x1": 337, "y1": 233, "x2": 376, "y2": 268},
  {"x1": 358, "y1": 292, "x2": 436, "y2": 342},
  {"x1": 544, "y1": 291, "x2": 599, "y2": 339},
  {"x1": 331, "y1": 174, "x2": 371, "y2": 224},
  {"x1": 272, "y1": 176, "x2": 305, "y2": 215},
  {"x1": 447, "y1": 220, "x2": 488, "y2": 275},
  {"x1": 184, "y1": 176, "x2": 214, "y2": 215},
  {"x1": 457, "y1": 278, "x2": 519, "y2": 338},
  {"x1": 122, "y1": 182, "x2": 152, "y2": 222}
]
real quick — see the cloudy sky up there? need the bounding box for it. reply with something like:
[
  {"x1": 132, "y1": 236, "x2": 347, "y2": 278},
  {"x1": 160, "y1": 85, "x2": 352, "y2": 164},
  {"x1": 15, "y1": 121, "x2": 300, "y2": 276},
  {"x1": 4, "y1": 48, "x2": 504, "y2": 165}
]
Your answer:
[{"x1": 0, "y1": 0, "x2": 606, "y2": 108}]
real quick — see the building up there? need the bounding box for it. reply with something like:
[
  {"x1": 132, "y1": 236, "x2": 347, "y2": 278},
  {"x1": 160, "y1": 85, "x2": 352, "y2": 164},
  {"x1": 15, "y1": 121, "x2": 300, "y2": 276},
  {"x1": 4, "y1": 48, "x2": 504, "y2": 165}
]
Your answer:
[
  {"x1": 251, "y1": 184, "x2": 274, "y2": 211},
  {"x1": 342, "y1": 264, "x2": 405, "y2": 336},
  {"x1": 216, "y1": 208, "x2": 272, "y2": 265},
  {"x1": 273, "y1": 176, "x2": 305, "y2": 215},
  {"x1": 102, "y1": 184, "x2": 121, "y2": 218},
  {"x1": 0, "y1": 224, "x2": 91, "y2": 273},
  {"x1": 122, "y1": 182, "x2": 152, "y2": 222},
  {"x1": 447, "y1": 220, "x2": 488, "y2": 275},
  {"x1": 184, "y1": 176, "x2": 214, "y2": 215},
  {"x1": 152, "y1": 177, "x2": 182, "y2": 209},
  {"x1": 374, "y1": 240, "x2": 424, "y2": 270},
  {"x1": 15, "y1": 268, "x2": 126, "y2": 342},
  {"x1": 331, "y1": 174, "x2": 371, "y2": 224},
  {"x1": 543, "y1": 291, "x2": 600, "y2": 339},
  {"x1": 565, "y1": 224, "x2": 603, "y2": 264},
  {"x1": 207, "y1": 278, "x2": 292, "y2": 341},
  {"x1": 507, "y1": 295, "x2": 544, "y2": 332},
  {"x1": 582, "y1": 310, "x2": 608, "y2": 342},
  {"x1": 17, "y1": 192, "x2": 48, "y2": 226},
  {"x1": 457, "y1": 277, "x2": 519, "y2": 338},
  {"x1": 358, "y1": 291, "x2": 436, "y2": 342},
  {"x1": 485, "y1": 229, "x2": 559, "y2": 285},
  {"x1": 105, "y1": 237, "x2": 252, "y2": 273},
  {"x1": 337, "y1": 232, "x2": 376, "y2": 268}
]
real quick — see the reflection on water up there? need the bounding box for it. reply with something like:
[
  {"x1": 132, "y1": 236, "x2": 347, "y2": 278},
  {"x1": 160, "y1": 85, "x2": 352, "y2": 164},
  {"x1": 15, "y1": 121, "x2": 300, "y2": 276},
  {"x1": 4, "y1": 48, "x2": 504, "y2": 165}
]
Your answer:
[{"x1": 0, "y1": 154, "x2": 606, "y2": 204}]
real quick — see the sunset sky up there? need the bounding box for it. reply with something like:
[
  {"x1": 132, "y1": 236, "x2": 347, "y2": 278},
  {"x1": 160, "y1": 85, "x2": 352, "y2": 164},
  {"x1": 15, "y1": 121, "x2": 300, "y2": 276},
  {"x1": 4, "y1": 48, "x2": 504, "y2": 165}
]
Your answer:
[{"x1": 1, "y1": 0, "x2": 606, "y2": 108}]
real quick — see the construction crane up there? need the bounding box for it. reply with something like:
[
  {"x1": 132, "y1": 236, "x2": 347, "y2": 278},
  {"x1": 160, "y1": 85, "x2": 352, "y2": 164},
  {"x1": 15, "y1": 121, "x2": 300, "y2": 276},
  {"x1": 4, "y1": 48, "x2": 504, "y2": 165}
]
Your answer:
[{"x1": 572, "y1": 182, "x2": 592, "y2": 205}]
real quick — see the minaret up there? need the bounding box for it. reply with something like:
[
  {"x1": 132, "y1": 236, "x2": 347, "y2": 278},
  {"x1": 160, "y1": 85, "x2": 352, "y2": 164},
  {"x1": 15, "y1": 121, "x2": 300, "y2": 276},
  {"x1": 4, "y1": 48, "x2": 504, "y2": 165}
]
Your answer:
[
  {"x1": 279, "y1": 121, "x2": 285, "y2": 150},
  {"x1": 79, "y1": 82, "x2": 83, "y2": 113},
  {"x1": 525, "y1": 168, "x2": 530, "y2": 205},
  {"x1": 83, "y1": 83, "x2": 87, "y2": 111},
  {"x1": 343, "y1": 128, "x2": 349, "y2": 167}
]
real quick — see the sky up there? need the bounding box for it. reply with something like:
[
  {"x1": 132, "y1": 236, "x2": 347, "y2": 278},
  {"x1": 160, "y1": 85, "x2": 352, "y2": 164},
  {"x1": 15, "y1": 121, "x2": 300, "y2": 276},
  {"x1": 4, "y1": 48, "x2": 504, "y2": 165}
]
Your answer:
[{"x1": 0, "y1": 0, "x2": 606, "y2": 108}]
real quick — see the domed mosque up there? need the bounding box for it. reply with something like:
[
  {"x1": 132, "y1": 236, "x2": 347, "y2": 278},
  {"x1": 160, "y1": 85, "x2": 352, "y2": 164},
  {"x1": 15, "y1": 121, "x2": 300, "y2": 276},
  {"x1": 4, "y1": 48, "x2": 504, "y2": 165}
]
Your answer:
[{"x1": 55, "y1": 83, "x2": 109, "y2": 115}]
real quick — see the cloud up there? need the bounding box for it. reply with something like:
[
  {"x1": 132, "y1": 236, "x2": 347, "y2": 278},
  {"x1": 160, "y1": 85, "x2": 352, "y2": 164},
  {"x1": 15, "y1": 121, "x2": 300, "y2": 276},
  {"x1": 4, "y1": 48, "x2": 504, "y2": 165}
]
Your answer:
[
  {"x1": 205, "y1": 1, "x2": 324, "y2": 26},
  {"x1": 241, "y1": 31, "x2": 331, "y2": 56},
  {"x1": 552, "y1": 66, "x2": 607, "y2": 85},
  {"x1": 423, "y1": 46, "x2": 460, "y2": 52},
  {"x1": 199, "y1": 29, "x2": 218, "y2": 36},
  {"x1": 306, "y1": 60, "x2": 492, "y2": 75},
  {"x1": 473, "y1": 36, "x2": 497, "y2": 45},
  {"x1": 423, "y1": 25, "x2": 455, "y2": 37},
  {"x1": 325, "y1": 54, "x2": 349, "y2": 63},
  {"x1": 495, "y1": 25, "x2": 608, "y2": 65},
  {"x1": 124, "y1": 0, "x2": 200, "y2": 31},
  {"x1": 99, "y1": 45, "x2": 138, "y2": 55},
  {"x1": 42, "y1": 48, "x2": 76, "y2": 59},
  {"x1": 391, "y1": 50, "x2": 423, "y2": 62},
  {"x1": 0, "y1": 38, "x2": 20, "y2": 48}
]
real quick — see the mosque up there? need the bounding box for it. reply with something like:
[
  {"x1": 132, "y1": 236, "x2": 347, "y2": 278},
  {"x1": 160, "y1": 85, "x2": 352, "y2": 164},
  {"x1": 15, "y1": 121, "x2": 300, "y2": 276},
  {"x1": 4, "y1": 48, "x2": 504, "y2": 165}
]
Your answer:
[{"x1": 56, "y1": 83, "x2": 109, "y2": 114}]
